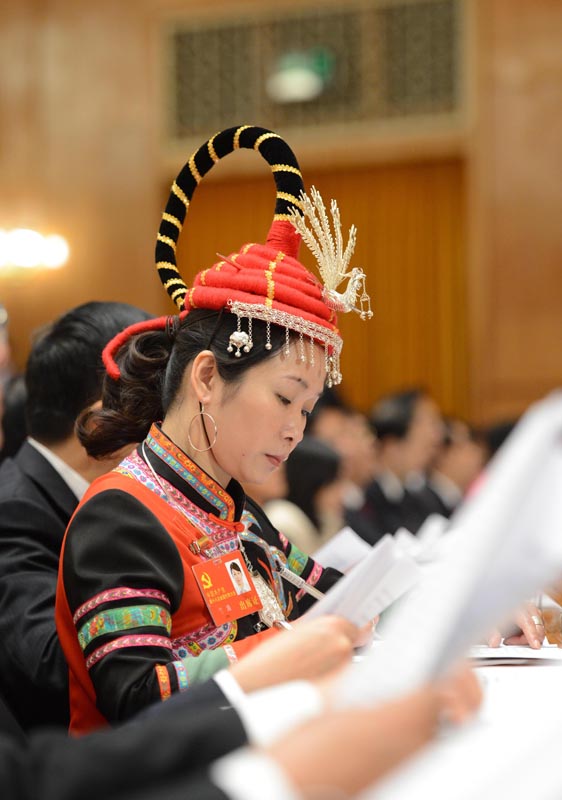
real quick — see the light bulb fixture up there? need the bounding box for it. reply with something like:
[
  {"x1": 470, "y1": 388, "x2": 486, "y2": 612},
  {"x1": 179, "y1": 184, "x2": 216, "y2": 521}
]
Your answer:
[{"x1": 0, "y1": 228, "x2": 69, "y2": 271}]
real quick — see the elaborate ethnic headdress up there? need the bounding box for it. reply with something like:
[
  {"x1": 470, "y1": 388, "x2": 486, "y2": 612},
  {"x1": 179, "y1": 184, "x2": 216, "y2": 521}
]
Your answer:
[{"x1": 103, "y1": 125, "x2": 372, "y2": 387}]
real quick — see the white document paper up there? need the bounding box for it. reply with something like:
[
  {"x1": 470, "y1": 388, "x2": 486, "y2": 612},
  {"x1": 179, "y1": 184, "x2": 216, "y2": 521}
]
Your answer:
[
  {"x1": 366, "y1": 664, "x2": 562, "y2": 800},
  {"x1": 312, "y1": 526, "x2": 373, "y2": 573},
  {"x1": 338, "y1": 391, "x2": 562, "y2": 706},
  {"x1": 468, "y1": 643, "x2": 562, "y2": 664},
  {"x1": 305, "y1": 534, "x2": 421, "y2": 628}
]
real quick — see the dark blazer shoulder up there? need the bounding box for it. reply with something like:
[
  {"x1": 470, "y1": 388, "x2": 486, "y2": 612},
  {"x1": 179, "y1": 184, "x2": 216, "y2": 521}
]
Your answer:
[{"x1": 0, "y1": 441, "x2": 78, "y2": 524}]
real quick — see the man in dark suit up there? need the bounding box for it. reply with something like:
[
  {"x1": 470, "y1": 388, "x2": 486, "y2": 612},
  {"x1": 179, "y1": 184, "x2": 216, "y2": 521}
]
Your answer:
[
  {"x1": 416, "y1": 417, "x2": 487, "y2": 520},
  {"x1": 0, "y1": 302, "x2": 151, "y2": 730},
  {"x1": 357, "y1": 389, "x2": 443, "y2": 543}
]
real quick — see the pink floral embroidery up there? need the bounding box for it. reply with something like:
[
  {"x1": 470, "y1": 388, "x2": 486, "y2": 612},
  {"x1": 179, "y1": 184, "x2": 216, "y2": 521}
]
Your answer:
[
  {"x1": 85, "y1": 634, "x2": 172, "y2": 670},
  {"x1": 74, "y1": 587, "x2": 170, "y2": 625}
]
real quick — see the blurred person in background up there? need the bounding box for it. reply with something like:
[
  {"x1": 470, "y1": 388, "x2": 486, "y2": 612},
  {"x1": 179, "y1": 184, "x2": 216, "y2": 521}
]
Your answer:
[
  {"x1": 263, "y1": 436, "x2": 347, "y2": 555},
  {"x1": 481, "y1": 418, "x2": 519, "y2": 462},
  {"x1": 0, "y1": 301, "x2": 152, "y2": 731},
  {"x1": 0, "y1": 374, "x2": 27, "y2": 462},
  {"x1": 357, "y1": 388, "x2": 443, "y2": 542},
  {"x1": 0, "y1": 304, "x2": 15, "y2": 452},
  {"x1": 308, "y1": 388, "x2": 380, "y2": 543},
  {"x1": 418, "y1": 417, "x2": 488, "y2": 519}
]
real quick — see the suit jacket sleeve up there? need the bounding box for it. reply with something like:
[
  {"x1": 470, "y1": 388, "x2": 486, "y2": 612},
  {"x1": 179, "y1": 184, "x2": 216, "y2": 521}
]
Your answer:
[
  {"x1": 0, "y1": 685, "x2": 246, "y2": 800},
  {"x1": 0, "y1": 494, "x2": 70, "y2": 729}
]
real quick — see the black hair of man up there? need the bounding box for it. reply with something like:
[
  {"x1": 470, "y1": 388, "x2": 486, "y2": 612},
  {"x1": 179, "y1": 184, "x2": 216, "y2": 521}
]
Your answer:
[
  {"x1": 369, "y1": 388, "x2": 427, "y2": 441},
  {"x1": 25, "y1": 301, "x2": 152, "y2": 445}
]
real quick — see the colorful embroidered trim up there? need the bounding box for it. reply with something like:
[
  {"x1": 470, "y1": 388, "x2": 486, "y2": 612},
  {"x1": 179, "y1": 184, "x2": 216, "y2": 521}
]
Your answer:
[
  {"x1": 85, "y1": 634, "x2": 172, "y2": 670},
  {"x1": 296, "y1": 561, "x2": 324, "y2": 602},
  {"x1": 172, "y1": 620, "x2": 237, "y2": 658},
  {"x1": 118, "y1": 451, "x2": 240, "y2": 556},
  {"x1": 147, "y1": 425, "x2": 234, "y2": 519},
  {"x1": 155, "y1": 664, "x2": 172, "y2": 701},
  {"x1": 73, "y1": 587, "x2": 170, "y2": 625},
  {"x1": 287, "y1": 546, "x2": 308, "y2": 577},
  {"x1": 78, "y1": 604, "x2": 172, "y2": 651},
  {"x1": 172, "y1": 660, "x2": 189, "y2": 691}
]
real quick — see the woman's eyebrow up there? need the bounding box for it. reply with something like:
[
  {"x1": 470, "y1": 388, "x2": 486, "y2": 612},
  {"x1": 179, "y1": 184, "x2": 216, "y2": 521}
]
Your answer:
[
  {"x1": 283, "y1": 375, "x2": 322, "y2": 401},
  {"x1": 284, "y1": 375, "x2": 308, "y2": 388}
]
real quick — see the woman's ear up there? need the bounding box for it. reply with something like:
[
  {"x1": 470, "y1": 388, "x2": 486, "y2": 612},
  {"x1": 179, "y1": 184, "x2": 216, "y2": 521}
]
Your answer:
[{"x1": 189, "y1": 350, "x2": 218, "y2": 405}]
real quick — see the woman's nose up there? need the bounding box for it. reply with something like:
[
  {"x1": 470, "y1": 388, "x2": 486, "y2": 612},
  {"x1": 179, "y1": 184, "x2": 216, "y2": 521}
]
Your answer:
[{"x1": 283, "y1": 415, "x2": 306, "y2": 445}]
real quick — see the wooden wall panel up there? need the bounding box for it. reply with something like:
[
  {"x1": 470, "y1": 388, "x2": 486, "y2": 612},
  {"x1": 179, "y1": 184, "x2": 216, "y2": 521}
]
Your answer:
[
  {"x1": 468, "y1": 0, "x2": 562, "y2": 423},
  {"x1": 0, "y1": 1, "x2": 168, "y2": 370}
]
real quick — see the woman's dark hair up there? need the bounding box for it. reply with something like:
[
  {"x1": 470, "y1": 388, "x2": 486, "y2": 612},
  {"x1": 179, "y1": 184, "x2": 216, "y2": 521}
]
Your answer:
[
  {"x1": 229, "y1": 562, "x2": 242, "y2": 575},
  {"x1": 78, "y1": 309, "x2": 294, "y2": 457},
  {"x1": 285, "y1": 436, "x2": 342, "y2": 529}
]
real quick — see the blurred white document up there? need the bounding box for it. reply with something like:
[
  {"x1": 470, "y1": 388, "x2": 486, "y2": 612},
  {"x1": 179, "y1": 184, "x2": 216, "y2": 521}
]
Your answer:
[
  {"x1": 313, "y1": 526, "x2": 372, "y2": 572},
  {"x1": 469, "y1": 643, "x2": 562, "y2": 665},
  {"x1": 339, "y1": 391, "x2": 562, "y2": 706},
  {"x1": 415, "y1": 513, "x2": 449, "y2": 546},
  {"x1": 305, "y1": 534, "x2": 421, "y2": 628}
]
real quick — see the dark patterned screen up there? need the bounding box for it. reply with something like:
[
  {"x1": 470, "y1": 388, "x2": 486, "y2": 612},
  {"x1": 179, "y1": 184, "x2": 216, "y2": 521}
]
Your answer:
[{"x1": 166, "y1": 0, "x2": 462, "y2": 141}]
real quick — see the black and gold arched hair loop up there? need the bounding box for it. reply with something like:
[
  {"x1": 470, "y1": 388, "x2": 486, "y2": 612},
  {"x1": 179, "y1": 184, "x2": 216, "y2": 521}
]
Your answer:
[{"x1": 155, "y1": 125, "x2": 305, "y2": 310}]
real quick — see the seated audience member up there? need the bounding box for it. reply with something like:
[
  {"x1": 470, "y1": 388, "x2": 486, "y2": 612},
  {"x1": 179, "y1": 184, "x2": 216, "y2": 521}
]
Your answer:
[
  {"x1": 56, "y1": 126, "x2": 354, "y2": 735},
  {"x1": 358, "y1": 388, "x2": 443, "y2": 542},
  {"x1": 263, "y1": 436, "x2": 347, "y2": 554},
  {"x1": 0, "y1": 301, "x2": 152, "y2": 731},
  {"x1": 0, "y1": 630, "x2": 481, "y2": 800},
  {"x1": 481, "y1": 418, "x2": 519, "y2": 461},
  {"x1": 307, "y1": 389, "x2": 380, "y2": 542},
  {"x1": 0, "y1": 374, "x2": 27, "y2": 461},
  {"x1": 418, "y1": 417, "x2": 488, "y2": 518}
]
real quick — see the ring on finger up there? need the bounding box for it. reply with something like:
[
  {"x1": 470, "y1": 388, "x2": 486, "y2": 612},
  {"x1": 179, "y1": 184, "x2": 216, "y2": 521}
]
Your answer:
[{"x1": 531, "y1": 614, "x2": 544, "y2": 627}]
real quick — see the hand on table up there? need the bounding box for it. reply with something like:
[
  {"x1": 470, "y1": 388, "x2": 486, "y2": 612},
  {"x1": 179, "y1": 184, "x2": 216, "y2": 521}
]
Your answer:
[{"x1": 487, "y1": 603, "x2": 545, "y2": 649}]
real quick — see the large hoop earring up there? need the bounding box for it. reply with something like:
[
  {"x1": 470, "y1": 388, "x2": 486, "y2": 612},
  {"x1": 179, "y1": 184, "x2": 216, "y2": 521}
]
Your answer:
[{"x1": 187, "y1": 405, "x2": 218, "y2": 453}]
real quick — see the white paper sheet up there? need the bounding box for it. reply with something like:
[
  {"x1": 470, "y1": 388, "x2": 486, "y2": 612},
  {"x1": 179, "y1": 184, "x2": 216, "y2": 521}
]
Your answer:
[
  {"x1": 365, "y1": 664, "x2": 562, "y2": 800},
  {"x1": 468, "y1": 643, "x2": 562, "y2": 664},
  {"x1": 312, "y1": 526, "x2": 373, "y2": 573},
  {"x1": 305, "y1": 534, "x2": 421, "y2": 628}
]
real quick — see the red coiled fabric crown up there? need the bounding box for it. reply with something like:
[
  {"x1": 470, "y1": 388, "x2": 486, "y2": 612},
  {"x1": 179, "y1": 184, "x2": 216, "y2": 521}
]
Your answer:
[{"x1": 104, "y1": 125, "x2": 371, "y2": 385}]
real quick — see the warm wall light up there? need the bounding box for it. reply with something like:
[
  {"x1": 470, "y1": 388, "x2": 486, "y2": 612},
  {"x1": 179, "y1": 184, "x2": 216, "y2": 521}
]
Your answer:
[{"x1": 0, "y1": 228, "x2": 69, "y2": 270}]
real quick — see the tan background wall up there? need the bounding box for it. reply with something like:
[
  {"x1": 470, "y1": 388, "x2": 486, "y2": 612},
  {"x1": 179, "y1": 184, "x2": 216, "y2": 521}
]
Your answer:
[
  {"x1": 468, "y1": 0, "x2": 562, "y2": 423},
  {"x1": 0, "y1": 0, "x2": 560, "y2": 424}
]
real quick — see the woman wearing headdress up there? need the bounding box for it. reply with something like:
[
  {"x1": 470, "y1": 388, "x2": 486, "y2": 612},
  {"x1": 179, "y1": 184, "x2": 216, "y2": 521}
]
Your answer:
[{"x1": 55, "y1": 125, "x2": 373, "y2": 735}]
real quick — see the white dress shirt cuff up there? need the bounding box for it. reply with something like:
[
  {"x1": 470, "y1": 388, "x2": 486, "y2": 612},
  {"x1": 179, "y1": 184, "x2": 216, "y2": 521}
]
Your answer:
[{"x1": 214, "y1": 670, "x2": 324, "y2": 746}]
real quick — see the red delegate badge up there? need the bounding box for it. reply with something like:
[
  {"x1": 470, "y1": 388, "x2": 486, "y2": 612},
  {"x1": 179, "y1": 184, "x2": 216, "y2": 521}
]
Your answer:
[{"x1": 192, "y1": 553, "x2": 263, "y2": 626}]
